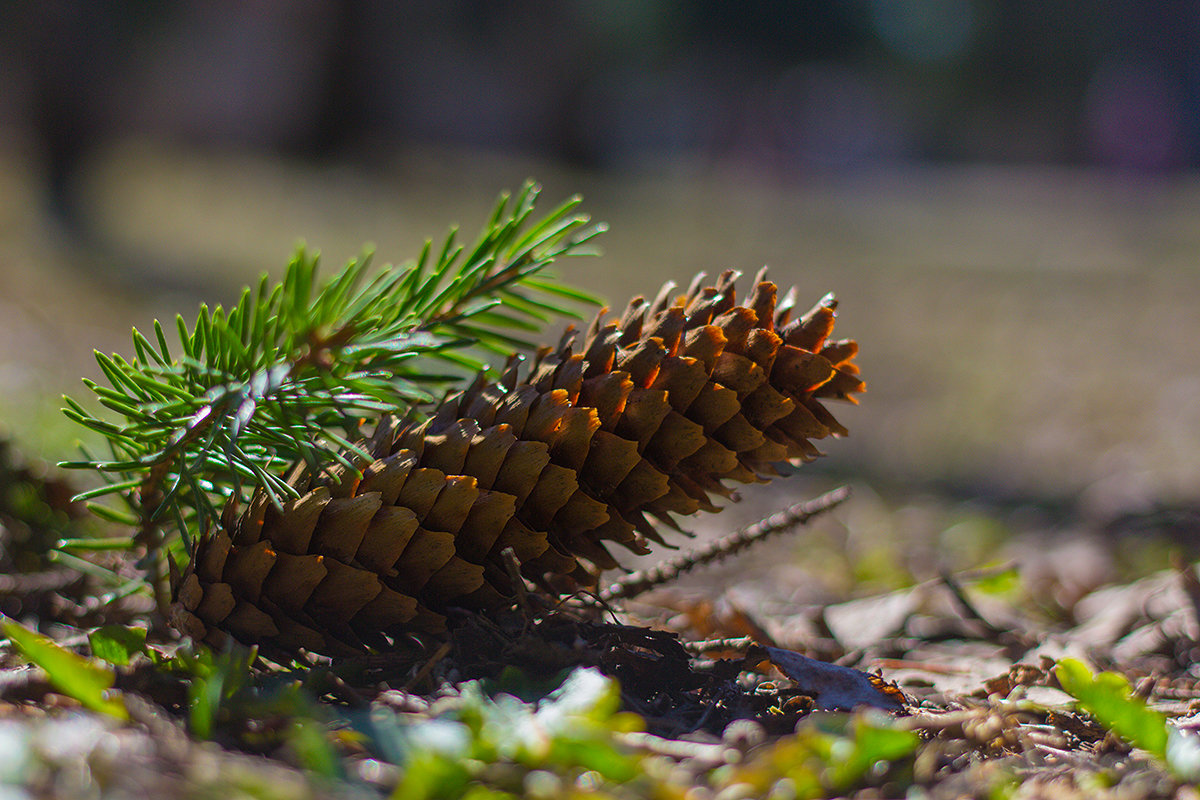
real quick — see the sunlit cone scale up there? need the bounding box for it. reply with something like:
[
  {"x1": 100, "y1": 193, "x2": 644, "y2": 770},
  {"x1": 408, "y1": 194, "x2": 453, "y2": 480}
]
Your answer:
[{"x1": 169, "y1": 269, "x2": 864, "y2": 656}]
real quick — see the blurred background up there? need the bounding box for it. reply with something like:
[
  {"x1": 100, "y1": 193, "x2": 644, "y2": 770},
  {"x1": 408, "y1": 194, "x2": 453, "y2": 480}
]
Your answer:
[{"x1": 3, "y1": 1, "x2": 1200, "y2": 600}]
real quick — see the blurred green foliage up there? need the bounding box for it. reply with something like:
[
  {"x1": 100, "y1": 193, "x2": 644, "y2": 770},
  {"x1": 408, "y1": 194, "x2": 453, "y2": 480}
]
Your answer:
[
  {"x1": 1, "y1": 616, "x2": 128, "y2": 720},
  {"x1": 1056, "y1": 658, "x2": 1167, "y2": 760},
  {"x1": 352, "y1": 667, "x2": 922, "y2": 800}
]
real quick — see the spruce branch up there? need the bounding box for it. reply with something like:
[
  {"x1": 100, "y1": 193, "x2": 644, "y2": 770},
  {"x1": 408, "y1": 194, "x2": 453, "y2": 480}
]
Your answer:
[
  {"x1": 599, "y1": 486, "x2": 852, "y2": 603},
  {"x1": 62, "y1": 181, "x2": 603, "y2": 551}
]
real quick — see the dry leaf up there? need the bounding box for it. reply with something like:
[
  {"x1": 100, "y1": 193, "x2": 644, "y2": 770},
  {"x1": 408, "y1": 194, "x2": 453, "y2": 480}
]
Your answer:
[{"x1": 765, "y1": 646, "x2": 905, "y2": 712}]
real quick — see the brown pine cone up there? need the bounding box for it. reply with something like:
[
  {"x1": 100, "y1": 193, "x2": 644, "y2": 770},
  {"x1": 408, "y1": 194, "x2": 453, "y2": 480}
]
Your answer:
[{"x1": 170, "y1": 269, "x2": 863, "y2": 656}]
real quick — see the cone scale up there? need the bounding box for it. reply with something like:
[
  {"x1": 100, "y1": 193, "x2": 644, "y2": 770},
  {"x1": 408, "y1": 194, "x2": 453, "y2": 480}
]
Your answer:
[{"x1": 170, "y1": 269, "x2": 864, "y2": 656}]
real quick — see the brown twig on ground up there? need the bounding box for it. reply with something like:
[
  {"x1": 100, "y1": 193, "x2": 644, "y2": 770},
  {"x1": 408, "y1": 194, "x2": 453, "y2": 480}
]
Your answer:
[
  {"x1": 683, "y1": 636, "x2": 756, "y2": 655},
  {"x1": 405, "y1": 641, "x2": 452, "y2": 693},
  {"x1": 939, "y1": 569, "x2": 1007, "y2": 637},
  {"x1": 600, "y1": 485, "x2": 851, "y2": 603},
  {"x1": 938, "y1": 568, "x2": 1035, "y2": 653},
  {"x1": 499, "y1": 546, "x2": 533, "y2": 629}
]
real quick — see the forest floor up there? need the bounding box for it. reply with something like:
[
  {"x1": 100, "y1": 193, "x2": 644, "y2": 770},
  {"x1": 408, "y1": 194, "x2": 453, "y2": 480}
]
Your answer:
[{"x1": 2, "y1": 138, "x2": 1200, "y2": 797}]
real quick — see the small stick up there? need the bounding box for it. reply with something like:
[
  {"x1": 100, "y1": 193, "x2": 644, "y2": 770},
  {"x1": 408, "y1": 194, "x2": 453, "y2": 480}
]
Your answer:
[
  {"x1": 683, "y1": 636, "x2": 756, "y2": 655},
  {"x1": 938, "y1": 570, "x2": 1039, "y2": 655},
  {"x1": 939, "y1": 568, "x2": 1008, "y2": 639},
  {"x1": 326, "y1": 674, "x2": 368, "y2": 708},
  {"x1": 500, "y1": 546, "x2": 530, "y2": 615},
  {"x1": 404, "y1": 640, "x2": 452, "y2": 692},
  {"x1": 601, "y1": 485, "x2": 851, "y2": 603},
  {"x1": 936, "y1": 568, "x2": 1003, "y2": 633}
]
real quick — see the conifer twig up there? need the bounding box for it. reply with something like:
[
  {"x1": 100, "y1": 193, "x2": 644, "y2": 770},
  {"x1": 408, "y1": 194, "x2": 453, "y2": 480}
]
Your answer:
[
  {"x1": 61, "y1": 181, "x2": 603, "y2": 548},
  {"x1": 600, "y1": 486, "x2": 851, "y2": 603}
]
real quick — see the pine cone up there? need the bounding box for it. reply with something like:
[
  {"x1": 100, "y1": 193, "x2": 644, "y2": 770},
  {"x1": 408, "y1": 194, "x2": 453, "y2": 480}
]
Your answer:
[{"x1": 170, "y1": 269, "x2": 863, "y2": 656}]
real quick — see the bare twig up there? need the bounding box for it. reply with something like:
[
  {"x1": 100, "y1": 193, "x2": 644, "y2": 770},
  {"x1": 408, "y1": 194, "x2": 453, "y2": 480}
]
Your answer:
[
  {"x1": 500, "y1": 546, "x2": 532, "y2": 626},
  {"x1": 600, "y1": 485, "x2": 851, "y2": 603},
  {"x1": 683, "y1": 636, "x2": 756, "y2": 655},
  {"x1": 939, "y1": 569, "x2": 1039, "y2": 657},
  {"x1": 939, "y1": 568, "x2": 1008, "y2": 639},
  {"x1": 404, "y1": 641, "x2": 452, "y2": 693}
]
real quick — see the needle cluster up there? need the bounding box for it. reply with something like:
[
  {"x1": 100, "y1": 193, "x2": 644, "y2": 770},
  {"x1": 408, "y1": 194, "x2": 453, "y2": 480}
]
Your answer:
[{"x1": 62, "y1": 182, "x2": 602, "y2": 554}]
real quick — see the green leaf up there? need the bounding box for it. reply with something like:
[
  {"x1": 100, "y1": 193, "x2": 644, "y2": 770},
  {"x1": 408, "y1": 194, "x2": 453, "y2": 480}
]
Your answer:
[
  {"x1": 721, "y1": 711, "x2": 917, "y2": 797},
  {"x1": 971, "y1": 565, "x2": 1021, "y2": 596},
  {"x1": 2, "y1": 617, "x2": 128, "y2": 720},
  {"x1": 288, "y1": 718, "x2": 343, "y2": 780},
  {"x1": 827, "y1": 715, "x2": 921, "y2": 788},
  {"x1": 1056, "y1": 657, "x2": 1168, "y2": 758},
  {"x1": 89, "y1": 625, "x2": 148, "y2": 666}
]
